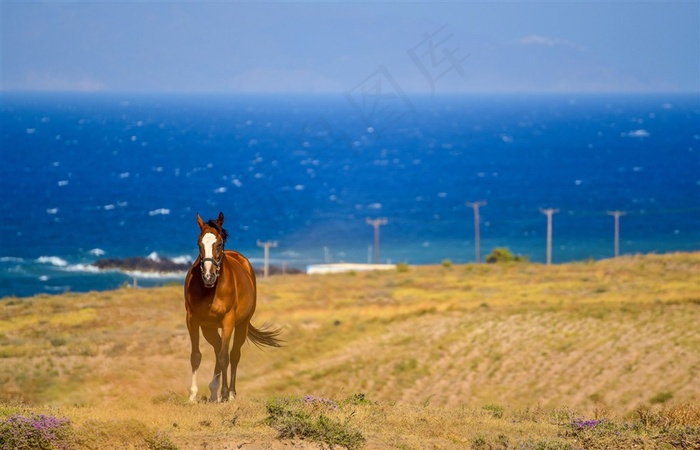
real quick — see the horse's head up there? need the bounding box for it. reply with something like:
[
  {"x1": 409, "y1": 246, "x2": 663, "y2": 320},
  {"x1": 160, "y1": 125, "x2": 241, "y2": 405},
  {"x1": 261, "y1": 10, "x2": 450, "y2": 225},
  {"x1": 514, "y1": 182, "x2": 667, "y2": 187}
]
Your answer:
[{"x1": 196, "y1": 212, "x2": 229, "y2": 288}]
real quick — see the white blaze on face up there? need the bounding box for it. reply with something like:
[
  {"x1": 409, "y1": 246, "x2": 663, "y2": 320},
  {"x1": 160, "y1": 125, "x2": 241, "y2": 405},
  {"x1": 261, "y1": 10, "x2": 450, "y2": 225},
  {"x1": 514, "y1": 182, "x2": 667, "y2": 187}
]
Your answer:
[{"x1": 201, "y1": 232, "x2": 217, "y2": 275}]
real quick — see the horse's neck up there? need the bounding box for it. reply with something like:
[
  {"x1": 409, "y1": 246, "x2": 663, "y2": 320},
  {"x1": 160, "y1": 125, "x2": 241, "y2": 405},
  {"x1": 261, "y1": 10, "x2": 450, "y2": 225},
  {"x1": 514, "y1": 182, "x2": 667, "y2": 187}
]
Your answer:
[{"x1": 218, "y1": 253, "x2": 238, "y2": 290}]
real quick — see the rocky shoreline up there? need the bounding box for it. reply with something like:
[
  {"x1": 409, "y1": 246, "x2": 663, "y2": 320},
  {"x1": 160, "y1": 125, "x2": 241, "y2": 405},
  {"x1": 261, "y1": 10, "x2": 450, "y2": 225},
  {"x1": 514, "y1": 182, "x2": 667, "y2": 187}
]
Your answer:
[
  {"x1": 94, "y1": 257, "x2": 302, "y2": 276},
  {"x1": 94, "y1": 257, "x2": 190, "y2": 273}
]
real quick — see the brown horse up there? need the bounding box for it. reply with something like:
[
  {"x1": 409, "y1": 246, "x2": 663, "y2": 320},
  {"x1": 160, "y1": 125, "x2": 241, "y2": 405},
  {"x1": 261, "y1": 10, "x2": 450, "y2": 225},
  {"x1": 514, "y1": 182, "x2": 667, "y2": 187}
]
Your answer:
[{"x1": 184, "y1": 212, "x2": 282, "y2": 402}]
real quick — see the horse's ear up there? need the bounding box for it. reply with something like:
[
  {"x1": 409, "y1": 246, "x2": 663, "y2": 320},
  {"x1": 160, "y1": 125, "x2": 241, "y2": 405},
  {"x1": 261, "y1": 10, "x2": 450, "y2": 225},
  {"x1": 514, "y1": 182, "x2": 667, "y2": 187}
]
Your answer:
[
  {"x1": 196, "y1": 213, "x2": 205, "y2": 230},
  {"x1": 217, "y1": 211, "x2": 225, "y2": 226}
]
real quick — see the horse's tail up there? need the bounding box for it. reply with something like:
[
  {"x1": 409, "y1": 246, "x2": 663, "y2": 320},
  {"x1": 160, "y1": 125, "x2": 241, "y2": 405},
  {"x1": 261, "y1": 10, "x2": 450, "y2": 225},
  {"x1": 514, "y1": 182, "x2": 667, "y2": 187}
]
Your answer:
[{"x1": 247, "y1": 322, "x2": 284, "y2": 348}]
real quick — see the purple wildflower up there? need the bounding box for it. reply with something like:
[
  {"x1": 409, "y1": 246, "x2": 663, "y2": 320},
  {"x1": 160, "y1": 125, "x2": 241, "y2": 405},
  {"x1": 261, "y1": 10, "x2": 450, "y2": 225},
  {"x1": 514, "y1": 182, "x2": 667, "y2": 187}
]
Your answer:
[
  {"x1": 572, "y1": 418, "x2": 602, "y2": 430},
  {"x1": 0, "y1": 413, "x2": 73, "y2": 450},
  {"x1": 303, "y1": 395, "x2": 339, "y2": 410}
]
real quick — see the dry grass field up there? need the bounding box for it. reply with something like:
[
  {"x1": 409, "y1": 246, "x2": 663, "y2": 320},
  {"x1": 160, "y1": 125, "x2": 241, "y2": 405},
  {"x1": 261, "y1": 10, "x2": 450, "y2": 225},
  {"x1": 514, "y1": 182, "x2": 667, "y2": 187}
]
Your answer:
[{"x1": 1, "y1": 252, "x2": 699, "y2": 449}]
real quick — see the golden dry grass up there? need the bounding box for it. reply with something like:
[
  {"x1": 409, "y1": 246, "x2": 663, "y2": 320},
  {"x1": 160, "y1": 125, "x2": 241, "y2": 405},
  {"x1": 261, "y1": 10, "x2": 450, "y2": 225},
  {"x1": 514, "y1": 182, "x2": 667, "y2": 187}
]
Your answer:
[{"x1": 1, "y1": 252, "x2": 699, "y2": 449}]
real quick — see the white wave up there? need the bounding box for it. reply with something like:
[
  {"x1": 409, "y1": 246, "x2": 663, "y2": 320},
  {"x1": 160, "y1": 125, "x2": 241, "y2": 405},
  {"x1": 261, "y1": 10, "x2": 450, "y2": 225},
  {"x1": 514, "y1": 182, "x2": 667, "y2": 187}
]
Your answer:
[
  {"x1": 44, "y1": 286, "x2": 70, "y2": 292},
  {"x1": 148, "y1": 208, "x2": 170, "y2": 216},
  {"x1": 214, "y1": 187, "x2": 227, "y2": 193},
  {"x1": 64, "y1": 263, "x2": 100, "y2": 273},
  {"x1": 46, "y1": 208, "x2": 59, "y2": 215},
  {"x1": 58, "y1": 180, "x2": 69, "y2": 187},
  {"x1": 626, "y1": 129, "x2": 650, "y2": 138},
  {"x1": 0, "y1": 256, "x2": 24, "y2": 263},
  {"x1": 147, "y1": 252, "x2": 161, "y2": 262},
  {"x1": 170, "y1": 255, "x2": 194, "y2": 265},
  {"x1": 89, "y1": 248, "x2": 106, "y2": 256},
  {"x1": 368, "y1": 202, "x2": 382, "y2": 210},
  {"x1": 124, "y1": 270, "x2": 187, "y2": 279},
  {"x1": 39, "y1": 275, "x2": 49, "y2": 281},
  {"x1": 36, "y1": 256, "x2": 68, "y2": 267}
]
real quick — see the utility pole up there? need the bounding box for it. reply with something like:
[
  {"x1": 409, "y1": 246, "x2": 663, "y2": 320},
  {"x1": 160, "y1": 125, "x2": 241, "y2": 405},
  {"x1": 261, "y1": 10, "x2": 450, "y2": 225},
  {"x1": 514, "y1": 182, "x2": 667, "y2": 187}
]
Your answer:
[
  {"x1": 539, "y1": 208, "x2": 559, "y2": 265},
  {"x1": 607, "y1": 210, "x2": 626, "y2": 257},
  {"x1": 256, "y1": 240, "x2": 278, "y2": 279},
  {"x1": 366, "y1": 217, "x2": 388, "y2": 264},
  {"x1": 466, "y1": 201, "x2": 487, "y2": 263}
]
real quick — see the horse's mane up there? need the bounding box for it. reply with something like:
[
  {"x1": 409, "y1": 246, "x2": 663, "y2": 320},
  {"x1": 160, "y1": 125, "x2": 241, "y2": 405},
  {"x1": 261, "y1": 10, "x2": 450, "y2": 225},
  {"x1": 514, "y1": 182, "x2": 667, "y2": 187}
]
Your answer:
[{"x1": 205, "y1": 219, "x2": 229, "y2": 244}]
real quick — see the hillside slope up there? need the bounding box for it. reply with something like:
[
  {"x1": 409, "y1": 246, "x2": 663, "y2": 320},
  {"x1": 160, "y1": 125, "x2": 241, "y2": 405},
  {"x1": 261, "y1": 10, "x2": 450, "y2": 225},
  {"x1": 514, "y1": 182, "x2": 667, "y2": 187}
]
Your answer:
[{"x1": 1, "y1": 253, "x2": 699, "y2": 448}]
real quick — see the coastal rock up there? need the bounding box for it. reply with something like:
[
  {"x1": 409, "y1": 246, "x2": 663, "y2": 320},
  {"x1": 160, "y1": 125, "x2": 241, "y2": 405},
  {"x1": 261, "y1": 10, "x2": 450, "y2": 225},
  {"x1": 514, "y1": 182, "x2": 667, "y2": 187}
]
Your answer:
[
  {"x1": 94, "y1": 258, "x2": 302, "y2": 276},
  {"x1": 95, "y1": 257, "x2": 190, "y2": 273}
]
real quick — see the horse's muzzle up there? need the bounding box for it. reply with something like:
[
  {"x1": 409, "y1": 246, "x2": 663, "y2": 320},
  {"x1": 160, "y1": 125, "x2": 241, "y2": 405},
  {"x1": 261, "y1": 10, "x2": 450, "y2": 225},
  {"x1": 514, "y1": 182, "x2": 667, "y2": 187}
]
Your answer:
[
  {"x1": 200, "y1": 258, "x2": 220, "y2": 288},
  {"x1": 201, "y1": 271, "x2": 218, "y2": 288}
]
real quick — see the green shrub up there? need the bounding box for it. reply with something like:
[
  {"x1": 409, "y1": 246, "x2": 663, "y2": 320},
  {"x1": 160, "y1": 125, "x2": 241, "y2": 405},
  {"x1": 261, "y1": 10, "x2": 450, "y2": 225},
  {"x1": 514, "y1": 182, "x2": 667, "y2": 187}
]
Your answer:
[
  {"x1": 441, "y1": 259, "x2": 453, "y2": 268},
  {"x1": 649, "y1": 391, "x2": 673, "y2": 405},
  {"x1": 482, "y1": 404, "x2": 504, "y2": 419},
  {"x1": 265, "y1": 396, "x2": 365, "y2": 449},
  {"x1": 50, "y1": 336, "x2": 67, "y2": 347},
  {"x1": 151, "y1": 390, "x2": 188, "y2": 406},
  {"x1": 486, "y1": 247, "x2": 528, "y2": 263},
  {"x1": 393, "y1": 358, "x2": 418, "y2": 375},
  {"x1": 145, "y1": 431, "x2": 178, "y2": 450},
  {"x1": 343, "y1": 393, "x2": 372, "y2": 406},
  {"x1": 396, "y1": 263, "x2": 410, "y2": 273}
]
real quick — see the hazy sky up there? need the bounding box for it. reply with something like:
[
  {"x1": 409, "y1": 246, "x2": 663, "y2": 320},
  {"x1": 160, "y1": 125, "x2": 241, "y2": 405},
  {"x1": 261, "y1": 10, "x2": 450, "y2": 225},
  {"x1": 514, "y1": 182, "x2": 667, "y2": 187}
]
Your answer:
[{"x1": 2, "y1": 1, "x2": 698, "y2": 93}]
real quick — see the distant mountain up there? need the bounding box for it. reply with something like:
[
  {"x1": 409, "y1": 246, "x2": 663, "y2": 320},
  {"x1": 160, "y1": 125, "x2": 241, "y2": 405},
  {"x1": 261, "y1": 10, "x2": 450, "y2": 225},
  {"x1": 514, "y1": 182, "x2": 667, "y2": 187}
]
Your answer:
[{"x1": 227, "y1": 21, "x2": 664, "y2": 94}]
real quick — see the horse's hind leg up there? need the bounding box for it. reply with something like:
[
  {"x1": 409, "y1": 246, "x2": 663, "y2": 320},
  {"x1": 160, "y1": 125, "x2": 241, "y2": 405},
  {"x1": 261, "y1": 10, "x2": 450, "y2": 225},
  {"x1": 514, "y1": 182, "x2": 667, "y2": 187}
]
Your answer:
[
  {"x1": 202, "y1": 326, "x2": 223, "y2": 402},
  {"x1": 228, "y1": 321, "x2": 249, "y2": 401}
]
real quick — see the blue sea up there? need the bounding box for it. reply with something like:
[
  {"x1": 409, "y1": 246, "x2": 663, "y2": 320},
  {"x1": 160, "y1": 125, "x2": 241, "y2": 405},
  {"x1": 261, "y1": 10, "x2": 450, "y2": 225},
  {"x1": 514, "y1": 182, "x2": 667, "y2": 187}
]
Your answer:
[{"x1": 1, "y1": 92, "x2": 699, "y2": 298}]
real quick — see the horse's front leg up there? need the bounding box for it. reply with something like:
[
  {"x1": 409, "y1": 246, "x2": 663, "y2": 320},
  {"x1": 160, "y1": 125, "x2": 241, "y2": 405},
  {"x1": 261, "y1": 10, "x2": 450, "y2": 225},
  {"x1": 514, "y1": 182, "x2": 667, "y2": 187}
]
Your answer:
[
  {"x1": 201, "y1": 326, "x2": 223, "y2": 402},
  {"x1": 186, "y1": 314, "x2": 202, "y2": 403},
  {"x1": 217, "y1": 314, "x2": 235, "y2": 401},
  {"x1": 229, "y1": 321, "x2": 249, "y2": 400}
]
